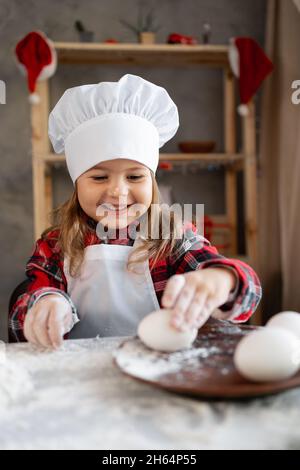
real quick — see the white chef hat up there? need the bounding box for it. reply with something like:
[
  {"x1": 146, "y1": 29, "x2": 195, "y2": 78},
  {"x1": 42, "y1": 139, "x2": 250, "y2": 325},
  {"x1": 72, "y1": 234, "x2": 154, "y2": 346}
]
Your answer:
[{"x1": 48, "y1": 74, "x2": 179, "y2": 183}]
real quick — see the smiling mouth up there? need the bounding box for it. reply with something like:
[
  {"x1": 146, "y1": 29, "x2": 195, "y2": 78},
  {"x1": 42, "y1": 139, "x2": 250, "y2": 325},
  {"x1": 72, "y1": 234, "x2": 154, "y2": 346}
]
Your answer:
[{"x1": 100, "y1": 203, "x2": 133, "y2": 212}]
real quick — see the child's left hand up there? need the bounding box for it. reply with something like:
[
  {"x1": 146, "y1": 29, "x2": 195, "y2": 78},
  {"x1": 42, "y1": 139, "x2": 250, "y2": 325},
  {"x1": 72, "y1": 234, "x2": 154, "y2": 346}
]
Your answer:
[{"x1": 161, "y1": 268, "x2": 237, "y2": 331}]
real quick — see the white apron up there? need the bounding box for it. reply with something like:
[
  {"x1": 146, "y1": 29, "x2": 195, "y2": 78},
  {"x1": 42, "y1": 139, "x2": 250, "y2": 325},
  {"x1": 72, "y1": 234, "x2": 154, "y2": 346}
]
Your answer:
[{"x1": 64, "y1": 236, "x2": 160, "y2": 339}]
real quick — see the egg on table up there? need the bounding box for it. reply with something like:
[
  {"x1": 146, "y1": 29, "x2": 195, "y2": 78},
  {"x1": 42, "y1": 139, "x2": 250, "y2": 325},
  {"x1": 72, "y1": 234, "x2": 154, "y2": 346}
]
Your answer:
[
  {"x1": 266, "y1": 311, "x2": 300, "y2": 340},
  {"x1": 233, "y1": 326, "x2": 300, "y2": 383}
]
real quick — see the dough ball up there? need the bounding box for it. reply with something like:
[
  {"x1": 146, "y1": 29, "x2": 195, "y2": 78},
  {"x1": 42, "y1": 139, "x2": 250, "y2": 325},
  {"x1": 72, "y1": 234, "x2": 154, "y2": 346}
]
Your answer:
[
  {"x1": 266, "y1": 311, "x2": 300, "y2": 340},
  {"x1": 137, "y1": 309, "x2": 198, "y2": 352},
  {"x1": 234, "y1": 327, "x2": 300, "y2": 382}
]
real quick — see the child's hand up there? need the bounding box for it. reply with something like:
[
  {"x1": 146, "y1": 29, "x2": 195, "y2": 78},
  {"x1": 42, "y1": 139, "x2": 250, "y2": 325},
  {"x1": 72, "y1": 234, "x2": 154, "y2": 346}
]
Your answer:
[
  {"x1": 24, "y1": 295, "x2": 73, "y2": 349},
  {"x1": 161, "y1": 268, "x2": 237, "y2": 331}
]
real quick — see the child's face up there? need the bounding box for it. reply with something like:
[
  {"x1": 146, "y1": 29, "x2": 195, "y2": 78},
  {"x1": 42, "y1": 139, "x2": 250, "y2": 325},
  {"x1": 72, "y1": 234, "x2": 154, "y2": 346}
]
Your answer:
[{"x1": 77, "y1": 158, "x2": 153, "y2": 230}]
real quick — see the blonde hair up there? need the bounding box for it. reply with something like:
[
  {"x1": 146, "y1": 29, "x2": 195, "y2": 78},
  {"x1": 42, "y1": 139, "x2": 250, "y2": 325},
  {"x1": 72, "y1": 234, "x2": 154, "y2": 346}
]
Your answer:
[{"x1": 42, "y1": 172, "x2": 186, "y2": 277}]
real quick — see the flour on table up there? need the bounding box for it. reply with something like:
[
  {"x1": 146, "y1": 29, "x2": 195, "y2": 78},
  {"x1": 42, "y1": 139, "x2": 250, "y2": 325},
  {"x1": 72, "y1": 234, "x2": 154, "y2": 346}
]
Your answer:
[
  {"x1": 0, "y1": 360, "x2": 34, "y2": 407},
  {"x1": 114, "y1": 337, "x2": 221, "y2": 381},
  {"x1": 0, "y1": 336, "x2": 123, "y2": 409}
]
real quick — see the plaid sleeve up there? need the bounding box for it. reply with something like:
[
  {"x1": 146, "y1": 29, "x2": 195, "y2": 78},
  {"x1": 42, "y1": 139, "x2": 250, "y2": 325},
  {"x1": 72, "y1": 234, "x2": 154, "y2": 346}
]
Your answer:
[
  {"x1": 168, "y1": 226, "x2": 262, "y2": 323},
  {"x1": 8, "y1": 232, "x2": 79, "y2": 343}
]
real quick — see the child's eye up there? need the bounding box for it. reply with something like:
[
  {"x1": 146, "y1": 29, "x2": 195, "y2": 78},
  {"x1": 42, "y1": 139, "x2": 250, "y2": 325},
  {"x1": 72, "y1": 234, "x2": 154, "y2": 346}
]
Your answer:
[
  {"x1": 127, "y1": 175, "x2": 144, "y2": 180},
  {"x1": 91, "y1": 175, "x2": 144, "y2": 182},
  {"x1": 91, "y1": 176, "x2": 107, "y2": 181}
]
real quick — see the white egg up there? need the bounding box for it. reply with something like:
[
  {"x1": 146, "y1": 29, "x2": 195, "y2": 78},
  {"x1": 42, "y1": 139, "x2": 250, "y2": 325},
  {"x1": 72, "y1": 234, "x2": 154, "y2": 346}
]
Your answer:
[
  {"x1": 234, "y1": 327, "x2": 300, "y2": 382},
  {"x1": 266, "y1": 311, "x2": 300, "y2": 340},
  {"x1": 137, "y1": 309, "x2": 198, "y2": 352}
]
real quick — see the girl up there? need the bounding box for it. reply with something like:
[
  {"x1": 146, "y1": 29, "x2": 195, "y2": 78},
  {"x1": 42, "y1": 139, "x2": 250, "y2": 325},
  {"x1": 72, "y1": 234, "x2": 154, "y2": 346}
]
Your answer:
[{"x1": 9, "y1": 74, "x2": 262, "y2": 348}]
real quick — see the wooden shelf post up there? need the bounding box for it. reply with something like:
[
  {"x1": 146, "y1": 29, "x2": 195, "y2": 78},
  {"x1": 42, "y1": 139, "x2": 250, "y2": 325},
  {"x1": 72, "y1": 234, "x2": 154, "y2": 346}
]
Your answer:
[
  {"x1": 224, "y1": 69, "x2": 238, "y2": 255},
  {"x1": 31, "y1": 80, "x2": 53, "y2": 240}
]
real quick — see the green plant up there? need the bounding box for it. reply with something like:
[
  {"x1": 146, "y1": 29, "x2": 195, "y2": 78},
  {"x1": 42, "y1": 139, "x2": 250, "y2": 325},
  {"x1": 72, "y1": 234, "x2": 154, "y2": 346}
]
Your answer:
[{"x1": 119, "y1": 6, "x2": 161, "y2": 37}]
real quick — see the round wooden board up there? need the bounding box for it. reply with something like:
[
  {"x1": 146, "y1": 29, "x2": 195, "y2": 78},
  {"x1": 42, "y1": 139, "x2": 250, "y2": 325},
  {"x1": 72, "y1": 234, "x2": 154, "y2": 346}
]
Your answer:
[{"x1": 113, "y1": 318, "x2": 300, "y2": 400}]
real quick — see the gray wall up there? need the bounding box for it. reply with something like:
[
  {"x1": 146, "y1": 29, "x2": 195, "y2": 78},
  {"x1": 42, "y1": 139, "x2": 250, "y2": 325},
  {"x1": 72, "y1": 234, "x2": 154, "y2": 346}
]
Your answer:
[{"x1": 0, "y1": 0, "x2": 266, "y2": 341}]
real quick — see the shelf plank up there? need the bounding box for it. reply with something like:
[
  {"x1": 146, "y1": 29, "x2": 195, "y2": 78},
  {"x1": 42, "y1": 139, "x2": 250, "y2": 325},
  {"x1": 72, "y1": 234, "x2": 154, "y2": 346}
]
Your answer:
[
  {"x1": 53, "y1": 42, "x2": 230, "y2": 67},
  {"x1": 43, "y1": 152, "x2": 243, "y2": 166}
]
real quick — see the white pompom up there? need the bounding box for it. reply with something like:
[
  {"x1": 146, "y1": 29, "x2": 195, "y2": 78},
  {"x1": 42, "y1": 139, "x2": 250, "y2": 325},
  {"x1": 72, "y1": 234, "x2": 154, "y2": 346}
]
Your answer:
[
  {"x1": 238, "y1": 104, "x2": 249, "y2": 116},
  {"x1": 228, "y1": 41, "x2": 240, "y2": 78},
  {"x1": 29, "y1": 93, "x2": 40, "y2": 105}
]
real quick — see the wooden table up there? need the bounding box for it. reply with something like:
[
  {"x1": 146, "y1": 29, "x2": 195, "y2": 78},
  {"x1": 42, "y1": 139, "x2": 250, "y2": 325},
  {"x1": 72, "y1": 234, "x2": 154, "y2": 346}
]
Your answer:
[{"x1": 0, "y1": 337, "x2": 300, "y2": 450}]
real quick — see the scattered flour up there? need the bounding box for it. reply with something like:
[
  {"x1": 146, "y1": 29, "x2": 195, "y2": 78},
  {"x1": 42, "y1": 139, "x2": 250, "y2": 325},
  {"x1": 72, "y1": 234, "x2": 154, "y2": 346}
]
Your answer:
[
  {"x1": 114, "y1": 337, "x2": 221, "y2": 381},
  {"x1": 0, "y1": 360, "x2": 34, "y2": 407},
  {"x1": 0, "y1": 336, "x2": 124, "y2": 410},
  {"x1": 1, "y1": 335, "x2": 300, "y2": 449}
]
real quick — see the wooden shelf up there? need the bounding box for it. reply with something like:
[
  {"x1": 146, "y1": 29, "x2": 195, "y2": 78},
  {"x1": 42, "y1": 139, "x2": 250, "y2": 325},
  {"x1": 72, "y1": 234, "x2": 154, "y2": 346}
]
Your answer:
[
  {"x1": 53, "y1": 42, "x2": 230, "y2": 68},
  {"x1": 42, "y1": 152, "x2": 243, "y2": 166}
]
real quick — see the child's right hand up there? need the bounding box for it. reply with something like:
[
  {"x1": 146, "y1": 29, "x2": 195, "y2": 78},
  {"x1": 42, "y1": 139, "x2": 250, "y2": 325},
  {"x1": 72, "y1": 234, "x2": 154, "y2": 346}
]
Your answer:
[{"x1": 24, "y1": 294, "x2": 73, "y2": 349}]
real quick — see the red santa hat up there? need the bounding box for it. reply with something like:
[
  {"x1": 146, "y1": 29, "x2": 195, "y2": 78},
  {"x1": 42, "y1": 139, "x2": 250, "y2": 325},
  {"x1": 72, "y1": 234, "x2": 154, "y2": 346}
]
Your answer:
[
  {"x1": 14, "y1": 31, "x2": 57, "y2": 104},
  {"x1": 228, "y1": 37, "x2": 274, "y2": 116}
]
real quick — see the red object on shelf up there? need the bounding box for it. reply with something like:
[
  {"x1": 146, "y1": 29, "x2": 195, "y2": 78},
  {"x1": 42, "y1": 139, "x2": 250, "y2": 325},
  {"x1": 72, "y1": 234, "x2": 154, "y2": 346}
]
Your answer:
[
  {"x1": 204, "y1": 215, "x2": 214, "y2": 241},
  {"x1": 158, "y1": 161, "x2": 173, "y2": 171},
  {"x1": 204, "y1": 215, "x2": 231, "y2": 250},
  {"x1": 167, "y1": 33, "x2": 198, "y2": 45},
  {"x1": 104, "y1": 38, "x2": 119, "y2": 43}
]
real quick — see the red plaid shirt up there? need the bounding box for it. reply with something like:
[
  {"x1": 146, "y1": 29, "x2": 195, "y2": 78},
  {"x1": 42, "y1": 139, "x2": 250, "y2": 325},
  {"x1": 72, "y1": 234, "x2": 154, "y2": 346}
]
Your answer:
[{"x1": 8, "y1": 220, "x2": 262, "y2": 342}]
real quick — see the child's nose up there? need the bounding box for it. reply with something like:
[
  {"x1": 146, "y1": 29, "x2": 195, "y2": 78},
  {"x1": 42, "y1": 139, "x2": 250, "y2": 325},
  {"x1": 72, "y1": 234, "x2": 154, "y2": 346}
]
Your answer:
[{"x1": 108, "y1": 183, "x2": 129, "y2": 197}]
